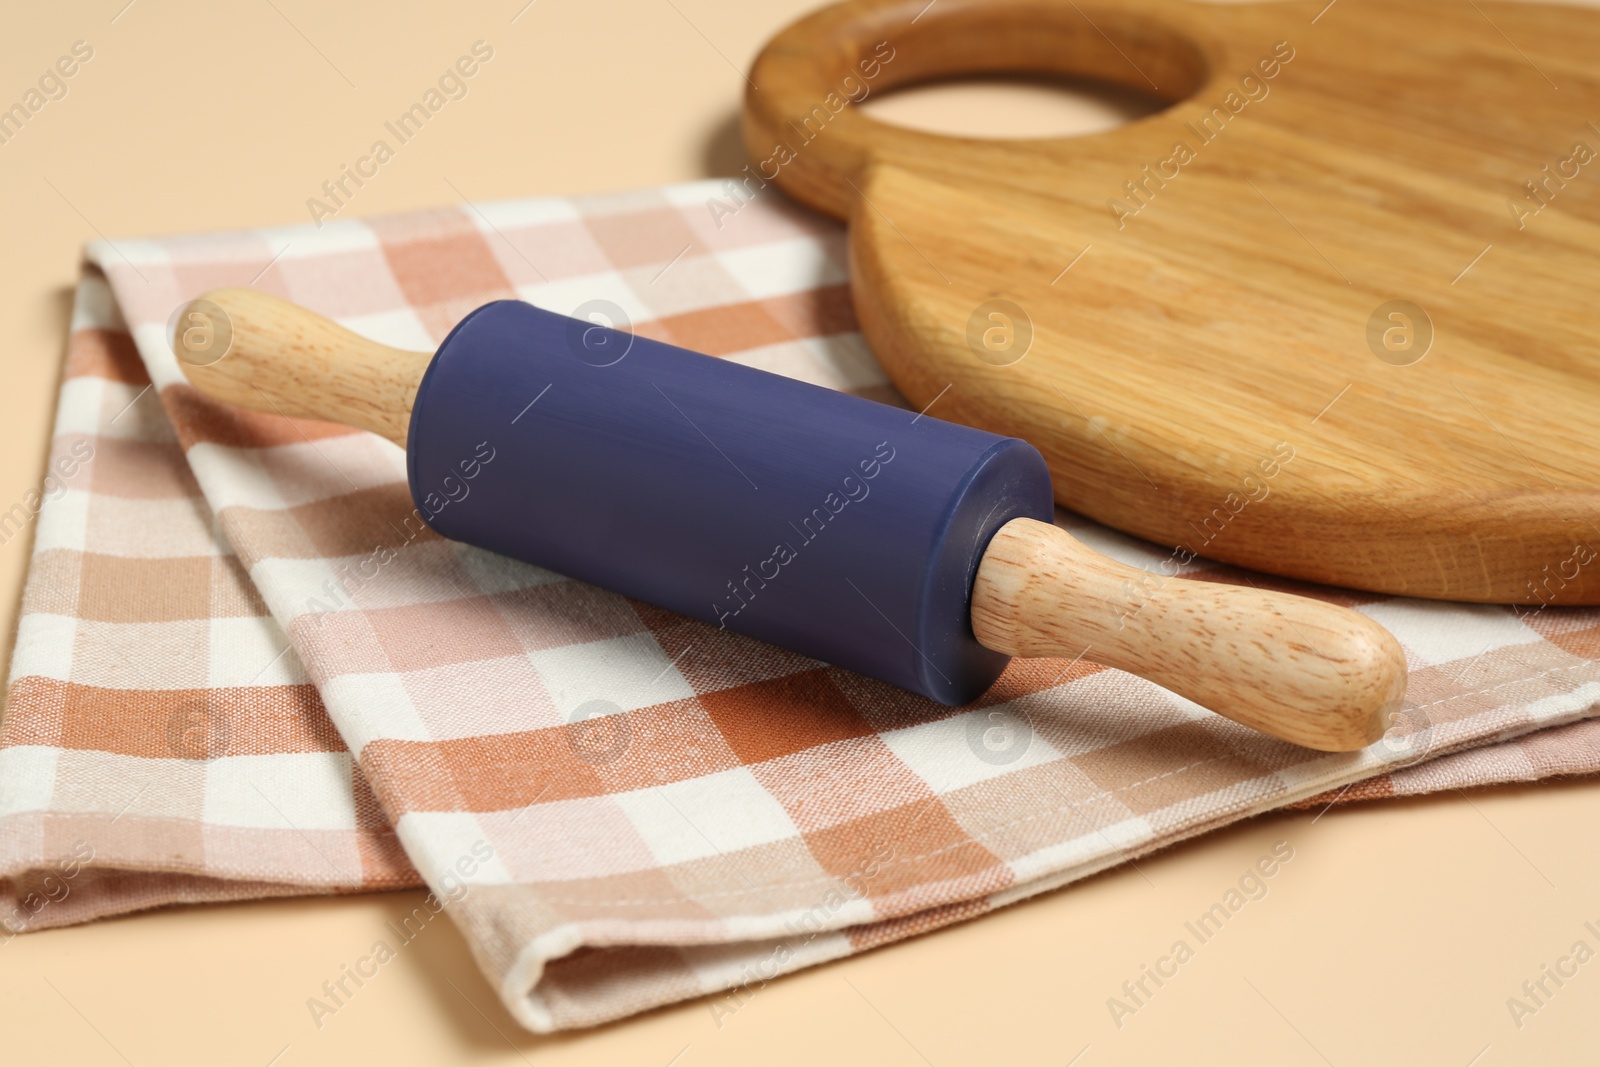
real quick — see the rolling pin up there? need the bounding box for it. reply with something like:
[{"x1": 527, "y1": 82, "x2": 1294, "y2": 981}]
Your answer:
[{"x1": 173, "y1": 289, "x2": 1407, "y2": 752}]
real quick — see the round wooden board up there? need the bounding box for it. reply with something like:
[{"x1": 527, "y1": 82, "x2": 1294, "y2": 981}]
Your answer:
[{"x1": 745, "y1": 0, "x2": 1600, "y2": 604}]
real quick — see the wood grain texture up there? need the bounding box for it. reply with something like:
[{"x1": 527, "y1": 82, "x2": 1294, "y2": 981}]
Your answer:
[
  {"x1": 176, "y1": 288, "x2": 431, "y2": 447},
  {"x1": 744, "y1": 0, "x2": 1600, "y2": 604},
  {"x1": 973, "y1": 517, "x2": 1407, "y2": 750}
]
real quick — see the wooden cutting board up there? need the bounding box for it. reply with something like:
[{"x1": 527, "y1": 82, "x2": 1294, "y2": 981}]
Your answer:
[{"x1": 743, "y1": 0, "x2": 1600, "y2": 605}]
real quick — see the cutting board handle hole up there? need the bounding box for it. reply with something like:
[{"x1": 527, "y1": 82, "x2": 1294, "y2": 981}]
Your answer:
[
  {"x1": 746, "y1": 1, "x2": 1210, "y2": 215},
  {"x1": 857, "y1": 73, "x2": 1171, "y2": 141}
]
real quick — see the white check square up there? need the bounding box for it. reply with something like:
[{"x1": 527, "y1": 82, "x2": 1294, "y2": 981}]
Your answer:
[
  {"x1": 203, "y1": 752, "x2": 356, "y2": 830},
  {"x1": 614, "y1": 767, "x2": 801, "y2": 867},
  {"x1": 527, "y1": 632, "x2": 695, "y2": 716}
]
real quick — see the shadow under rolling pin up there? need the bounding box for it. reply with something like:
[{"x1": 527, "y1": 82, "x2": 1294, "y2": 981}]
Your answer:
[{"x1": 173, "y1": 289, "x2": 1406, "y2": 752}]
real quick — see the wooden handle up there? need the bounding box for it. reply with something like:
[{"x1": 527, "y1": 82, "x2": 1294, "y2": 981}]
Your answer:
[
  {"x1": 744, "y1": 0, "x2": 1213, "y2": 218},
  {"x1": 972, "y1": 518, "x2": 1407, "y2": 751},
  {"x1": 173, "y1": 288, "x2": 432, "y2": 446}
]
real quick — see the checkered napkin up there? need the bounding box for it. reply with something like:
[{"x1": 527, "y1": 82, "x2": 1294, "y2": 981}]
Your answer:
[{"x1": 3, "y1": 181, "x2": 1598, "y2": 1031}]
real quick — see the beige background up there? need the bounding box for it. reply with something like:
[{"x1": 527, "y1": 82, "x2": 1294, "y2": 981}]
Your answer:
[{"x1": 2, "y1": 1, "x2": 1597, "y2": 1063}]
